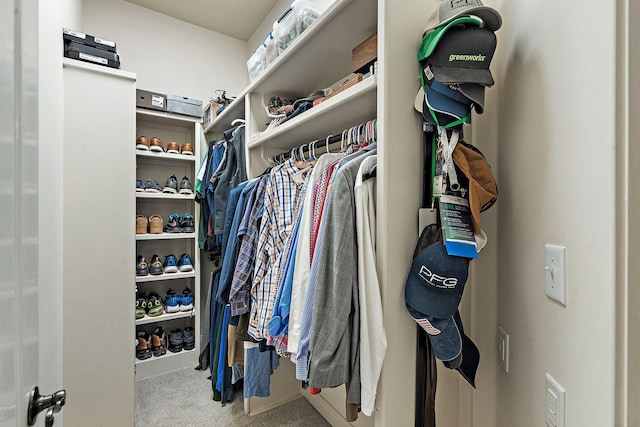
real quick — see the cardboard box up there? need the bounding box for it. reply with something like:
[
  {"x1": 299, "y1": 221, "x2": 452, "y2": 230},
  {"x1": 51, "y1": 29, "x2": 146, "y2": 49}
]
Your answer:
[
  {"x1": 166, "y1": 95, "x2": 203, "y2": 118},
  {"x1": 352, "y1": 33, "x2": 377, "y2": 73},
  {"x1": 203, "y1": 102, "x2": 224, "y2": 129},
  {"x1": 136, "y1": 89, "x2": 166, "y2": 112}
]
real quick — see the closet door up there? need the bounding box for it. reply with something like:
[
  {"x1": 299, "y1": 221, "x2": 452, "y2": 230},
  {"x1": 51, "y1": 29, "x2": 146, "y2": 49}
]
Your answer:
[{"x1": 62, "y1": 59, "x2": 136, "y2": 426}]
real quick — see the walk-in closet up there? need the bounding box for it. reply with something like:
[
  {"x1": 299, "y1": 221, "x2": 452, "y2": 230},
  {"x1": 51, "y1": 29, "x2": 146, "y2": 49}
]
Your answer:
[{"x1": 5, "y1": 0, "x2": 638, "y2": 426}]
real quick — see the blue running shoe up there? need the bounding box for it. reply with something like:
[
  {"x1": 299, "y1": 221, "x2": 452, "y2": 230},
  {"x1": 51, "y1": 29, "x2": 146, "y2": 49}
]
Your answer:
[
  {"x1": 180, "y1": 213, "x2": 195, "y2": 233},
  {"x1": 163, "y1": 254, "x2": 178, "y2": 273},
  {"x1": 144, "y1": 179, "x2": 163, "y2": 193},
  {"x1": 180, "y1": 287, "x2": 193, "y2": 312},
  {"x1": 165, "y1": 289, "x2": 181, "y2": 313},
  {"x1": 136, "y1": 179, "x2": 145, "y2": 192},
  {"x1": 163, "y1": 214, "x2": 182, "y2": 233},
  {"x1": 178, "y1": 253, "x2": 193, "y2": 272}
]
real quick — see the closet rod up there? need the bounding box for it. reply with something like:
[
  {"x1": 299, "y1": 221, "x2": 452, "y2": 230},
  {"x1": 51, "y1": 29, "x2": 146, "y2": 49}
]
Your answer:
[{"x1": 270, "y1": 118, "x2": 377, "y2": 164}]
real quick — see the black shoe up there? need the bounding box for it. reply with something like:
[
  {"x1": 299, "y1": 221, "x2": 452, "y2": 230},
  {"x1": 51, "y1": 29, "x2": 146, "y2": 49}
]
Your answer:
[
  {"x1": 136, "y1": 255, "x2": 149, "y2": 276},
  {"x1": 162, "y1": 175, "x2": 178, "y2": 194},
  {"x1": 136, "y1": 331, "x2": 152, "y2": 360},
  {"x1": 151, "y1": 327, "x2": 167, "y2": 357},
  {"x1": 179, "y1": 176, "x2": 193, "y2": 195},
  {"x1": 148, "y1": 254, "x2": 164, "y2": 275},
  {"x1": 182, "y1": 326, "x2": 195, "y2": 351},
  {"x1": 163, "y1": 214, "x2": 182, "y2": 233},
  {"x1": 180, "y1": 213, "x2": 195, "y2": 233},
  {"x1": 168, "y1": 328, "x2": 183, "y2": 353}
]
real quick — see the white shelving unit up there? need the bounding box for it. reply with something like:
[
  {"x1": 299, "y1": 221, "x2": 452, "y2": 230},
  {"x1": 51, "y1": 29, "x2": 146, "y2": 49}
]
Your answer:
[
  {"x1": 201, "y1": 0, "x2": 430, "y2": 425},
  {"x1": 134, "y1": 109, "x2": 203, "y2": 380},
  {"x1": 201, "y1": 0, "x2": 379, "y2": 423}
]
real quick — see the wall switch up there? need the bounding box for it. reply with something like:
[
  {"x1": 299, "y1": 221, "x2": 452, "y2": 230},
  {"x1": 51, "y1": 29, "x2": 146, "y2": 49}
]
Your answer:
[
  {"x1": 497, "y1": 326, "x2": 509, "y2": 373},
  {"x1": 545, "y1": 244, "x2": 566, "y2": 305},
  {"x1": 545, "y1": 373, "x2": 565, "y2": 427}
]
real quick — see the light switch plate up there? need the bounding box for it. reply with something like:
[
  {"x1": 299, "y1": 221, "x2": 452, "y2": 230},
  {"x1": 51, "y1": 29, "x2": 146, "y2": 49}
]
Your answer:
[
  {"x1": 545, "y1": 244, "x2": 566, "y2": 305},
  {"x1": 545, "y1": 373, "x2": 565, "y2": 427},
  {"x1": 497, "y1": 326, "x2": 509, "y2": 373}
]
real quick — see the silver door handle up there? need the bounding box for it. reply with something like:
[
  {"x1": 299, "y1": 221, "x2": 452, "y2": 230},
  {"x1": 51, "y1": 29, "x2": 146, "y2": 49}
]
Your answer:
[{"x1": 27, "y1": 386, "x2": 66, "y2": 426}]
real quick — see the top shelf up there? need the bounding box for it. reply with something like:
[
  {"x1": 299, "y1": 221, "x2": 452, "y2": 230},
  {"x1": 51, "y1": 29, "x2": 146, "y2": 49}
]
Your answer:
[
  {"x1": 204, "y1": 0, "x2": 377, "y2": 134},
  {"x1": 136, "y1": 108, "x2": 202, "y2": 127}
]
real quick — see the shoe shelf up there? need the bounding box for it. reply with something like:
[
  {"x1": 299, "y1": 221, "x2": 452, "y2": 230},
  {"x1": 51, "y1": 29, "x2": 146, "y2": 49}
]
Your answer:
[
  {"x1": 135, "y1": 309, "x2": 194, "y2": 326},
  {"x1": 136, "y1": 192, "x2": 196, "y2": 201},
  {"x1": 136, "y1": 232, "x2": 196, "y2": 241},
  {"x1": 136, "y1": 349, "x2": 195, "y2": 372},
  {"x1": 247, "y1": 74, "x2": 377, "y2": 151},
  {"x1": 135, "y1": 271, "x2": 196, "y2": 283},
  {"x1": 136, "y1": 150, "x2": 198, "y2": 164}
]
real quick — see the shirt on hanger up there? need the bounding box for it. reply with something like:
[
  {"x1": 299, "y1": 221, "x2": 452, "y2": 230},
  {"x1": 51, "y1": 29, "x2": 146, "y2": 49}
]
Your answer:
[
  {"x1": 249, "y1": 160, "x2": 302, "y2": 340},
  {"x1": 354, "y1": 154, "x2": 386, "y2": 417}
]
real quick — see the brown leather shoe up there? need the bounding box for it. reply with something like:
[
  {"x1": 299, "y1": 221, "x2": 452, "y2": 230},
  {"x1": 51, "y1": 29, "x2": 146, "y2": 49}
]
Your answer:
[
  {"x1": 148, "y1": 214, "x2": 163, "y2": 234},
  {"x1": 149, "y1": 137, "x2": 165, "y2": 152},
  {"x1": 181, "y1": 142, "x2": 193, "y2": 156},
  {"x1": 136, "y1": 215, "x2": 148, "y2": 234},
  {"x1": 136, "y1": 136, "x2": 149, "y2": 150},
  {"x1": 166, "y1": 141, "x2": 180, "y2": 154}
]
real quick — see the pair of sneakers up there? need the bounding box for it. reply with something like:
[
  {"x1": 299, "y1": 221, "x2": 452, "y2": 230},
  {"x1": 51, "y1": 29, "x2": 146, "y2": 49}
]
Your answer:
[
  {"x1": 136, "y1": 254, "x2": 165, "y2": 276},
  {"x1": 165, "y1": 288, "x2": 194, "y2": 313},
  {"x1": 164, "y1": 213, "x2": 195, "y2": 233},
  {"x1": 163, "y1": 254, "x2": 193, "y2": 273},
  {"x1": 168, "y1": 327, "x2": 195, "y2": 353},
  {"x1": 161, "y1": 175, "x2": 193, "y2": 195},
  {"x1": 135, "y1": 176, "x2": 192, "y2": 195},
  {"x1": 136, "y1": 326, "x2": 167, "y2": 360},
  {"x1": 136, "y1": 178, "x2": 163, "y2": 193},
  {"x1": 164, "y1": 254, "x2": 194, "y2": 273},
  {"x1": 135, "y1": 291, "x2": 164, "y2": 319},
  {"x1": 135, "y1": 214, "x2": 163, "y2": 234}
]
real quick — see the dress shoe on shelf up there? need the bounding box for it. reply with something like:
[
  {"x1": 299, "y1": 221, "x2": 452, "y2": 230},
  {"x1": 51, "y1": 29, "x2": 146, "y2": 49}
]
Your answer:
[
  {"x1": 149, "y1": 137, "x2": 165, "y2": 152},
  {"x1": 181, "y1": 143, "x2": 193, "y2": 156},
  {"x1": 136, "y1": 136, "x2": 149, "y2": 151},
  {"x1": 166, "y1": 141, "x2": 180, "y2": 154}
]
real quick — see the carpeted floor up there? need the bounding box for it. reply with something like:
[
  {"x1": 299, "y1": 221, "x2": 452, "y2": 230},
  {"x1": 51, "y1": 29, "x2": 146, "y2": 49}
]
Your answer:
[{"x1": 135, "y1": 367, "x2": 331, "y2": 426}]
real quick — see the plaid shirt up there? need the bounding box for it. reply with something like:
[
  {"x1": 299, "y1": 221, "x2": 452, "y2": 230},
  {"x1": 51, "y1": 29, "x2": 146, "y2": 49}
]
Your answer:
[
  {"x1": 229, "y1": 176, "x2": 268, "y2": 316},
  {"x1": 249, "y1": 160, "x2": 302, "y2": 339}
]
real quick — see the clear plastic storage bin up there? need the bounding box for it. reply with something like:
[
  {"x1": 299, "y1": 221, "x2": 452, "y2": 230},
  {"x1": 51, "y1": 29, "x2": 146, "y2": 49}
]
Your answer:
[
  {"x1": 264, "y1": 32, "x2": 279, "y2": 66},
  {"x1": 247, "y1": 44, "x2": 265, "y2": 81},
  {"x1": 292, "y1": 0, "x2": 323, "y2": 35},
  {"x1": 273, "y1": 7, "x2": 298, "y2": 54}
]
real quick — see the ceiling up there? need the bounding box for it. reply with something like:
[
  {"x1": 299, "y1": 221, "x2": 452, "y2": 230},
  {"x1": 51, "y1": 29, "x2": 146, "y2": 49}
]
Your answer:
[{"x1": 125, "y1": 0, "x2": 280, "y2": 41}]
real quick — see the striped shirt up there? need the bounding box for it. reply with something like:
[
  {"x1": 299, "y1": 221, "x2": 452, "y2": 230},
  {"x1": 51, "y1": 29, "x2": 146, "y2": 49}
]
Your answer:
[{"x1": 249, "y1": 160, "x2": 302, "y2": 340}]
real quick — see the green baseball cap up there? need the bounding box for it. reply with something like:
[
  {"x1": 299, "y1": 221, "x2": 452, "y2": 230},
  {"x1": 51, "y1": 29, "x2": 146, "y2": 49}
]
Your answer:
[{"x1": 418, "y1": 15, "x2": 484, "y2": 63}]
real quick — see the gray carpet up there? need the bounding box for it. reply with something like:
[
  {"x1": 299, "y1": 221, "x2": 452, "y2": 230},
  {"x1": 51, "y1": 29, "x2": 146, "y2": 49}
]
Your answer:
[{"x1": 135, "y1": 367, "x2": 331, "y2": 426}]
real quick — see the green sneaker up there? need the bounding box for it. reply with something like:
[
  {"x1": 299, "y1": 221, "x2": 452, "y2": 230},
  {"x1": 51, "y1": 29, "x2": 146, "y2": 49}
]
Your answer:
[
  {"x1": 146, "y1": 292, "x2": 164, "y2": 317},
  {"x1": 135, "y1": 292, "x2": 147, "y2": 319}
]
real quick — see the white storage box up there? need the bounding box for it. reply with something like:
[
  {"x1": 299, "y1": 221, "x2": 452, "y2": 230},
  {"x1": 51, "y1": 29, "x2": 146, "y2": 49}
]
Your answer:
[{"x1": 166, "y1": 95, "x2": 203, "y2": 118}]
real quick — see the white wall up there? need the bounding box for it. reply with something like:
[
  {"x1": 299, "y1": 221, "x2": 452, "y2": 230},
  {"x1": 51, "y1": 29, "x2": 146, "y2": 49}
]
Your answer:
[
  {"x1": 470, "y1": 0, "x2": 617, "y2": 426},
  {"x1": 81, "y1": 0, "x2": 248, "y2": 103}
]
